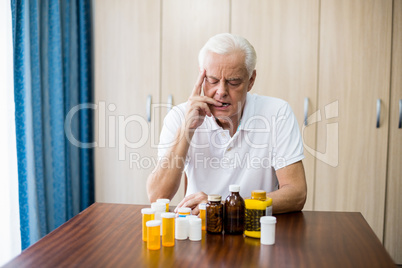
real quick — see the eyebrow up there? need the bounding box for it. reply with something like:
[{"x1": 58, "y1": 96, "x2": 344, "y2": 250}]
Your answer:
[{"x1": 207, "y1": 75, "x2": 242, "y2": 81}]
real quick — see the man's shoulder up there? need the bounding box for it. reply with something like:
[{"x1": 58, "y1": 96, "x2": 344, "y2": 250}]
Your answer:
[
  {"x1": 248, "y1": 93, "x2": 290, "y2": 114},
  {"x1": 164, "y1": 102, "x2": 187, "y2": 121}
]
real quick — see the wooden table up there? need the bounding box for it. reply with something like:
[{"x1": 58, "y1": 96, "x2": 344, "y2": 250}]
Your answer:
[{"x1": 4, "y1": 203, "x2": 395, "y2": 267}]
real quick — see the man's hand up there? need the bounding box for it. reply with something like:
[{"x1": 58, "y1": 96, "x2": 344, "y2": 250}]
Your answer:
[
  {"x1": 185, "y1": 69, "x2": 222, "y2": 131},
  {"x1": 174, "y1": 191, "x2": 208, "y2": 215}
]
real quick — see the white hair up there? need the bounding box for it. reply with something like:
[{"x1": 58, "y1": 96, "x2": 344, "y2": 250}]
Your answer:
[{"x1": 198, "y1": 33, "x2": 257, "y2": 78}]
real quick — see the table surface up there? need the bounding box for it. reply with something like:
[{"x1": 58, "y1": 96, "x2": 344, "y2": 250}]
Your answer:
[{"x1": 4, "y1": 203, "x2": 395, "y2": 268}]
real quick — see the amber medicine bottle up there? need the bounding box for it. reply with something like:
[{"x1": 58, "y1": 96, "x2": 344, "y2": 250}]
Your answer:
[
  {"x1": 224, "y1": 185, "x2": 245, "y2": 234},
  {"x1": 206, "y1": 194, "x2": 223, "y2": 234}
]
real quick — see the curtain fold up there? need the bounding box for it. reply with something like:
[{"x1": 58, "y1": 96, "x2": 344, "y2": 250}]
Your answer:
[{"x1": 11, "y1": 0, "x2": 94, "y2": 250}]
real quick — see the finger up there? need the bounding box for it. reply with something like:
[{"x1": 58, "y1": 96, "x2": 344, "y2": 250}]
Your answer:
[
  {"x1": 182, "y1": 192, "x2": 207, "y2": 214},
  {"x1": 191, "y1": 69, "x2": 206, "y2": 97},
  {"x1": 174, "y1": 194, "x2": 195, "y2": 212},
  {"x1": 190, "y1": 95, "x2": 223, "y2": 106}
]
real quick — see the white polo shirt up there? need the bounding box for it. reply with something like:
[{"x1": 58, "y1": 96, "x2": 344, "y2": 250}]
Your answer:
[{"x1": 158, "y1": 93, "x2": 304, "y2": 198}]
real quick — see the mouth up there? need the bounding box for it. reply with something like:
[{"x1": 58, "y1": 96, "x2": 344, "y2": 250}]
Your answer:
[{"x1": 214, "y1": 101, "x2": 231, "y2": 108}]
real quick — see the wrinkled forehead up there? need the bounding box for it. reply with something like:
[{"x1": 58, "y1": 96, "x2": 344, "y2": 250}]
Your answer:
[{"x1": 204, "y1": 51, "x2": 248, "y2": 79}]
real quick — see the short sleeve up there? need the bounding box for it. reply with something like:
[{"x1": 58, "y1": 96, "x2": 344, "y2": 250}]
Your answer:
[
  {"x1": 272, "y1": 102, "x2": 304, "y2": 170},
  {"x1": 158, "y1": 103, "x2": 186, "y2": 159}
]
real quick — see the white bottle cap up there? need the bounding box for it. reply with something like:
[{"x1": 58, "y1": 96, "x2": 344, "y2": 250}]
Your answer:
[
  {"x1": 188, "y1": 218, "x2": 202, "y2": 225},
  {"x1": 161, "y1": 212, "x2": 175, "y2": 218},
  {"x1": 156, "y1": 198, "x2": 170, "y2": 204},
  {"x1": 141, "y1": 208, "x2": 155, "y2": 215},
  {"x1": 151, "y1": 202, "x2": 166, "y2": 212},
  {"x1": 199, "y1": 203, "x2": 206, "y2": 210},
  {"x1": 178, "y1": 207, "x2": 192, "y2": 214},
  {"x1": 186, "y1": 215, "x2": 198, "y2": 220},
  {"x1": 260, "y1": 216, "x2": 277, "y2": 224},
  {"x1": 208, "y1": 194, "x2": 221, "y2": 202},
  {"x1": 229, "y1": 184, "x2": 240, "y2": 192},
  {"x1": 146, "y1": 220, "x2": 161, "y2": 227}
]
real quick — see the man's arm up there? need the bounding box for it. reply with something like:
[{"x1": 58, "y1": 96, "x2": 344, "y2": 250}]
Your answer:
[
  {"x1": 147, "y1": 127, "x2": 190, "y2": 202},
  {"x1": 267, "y1": 160, "x2": 307, "y2": 214},
  {"x1": 147, "y1": 69, "x2": 222, "y2": 202}
]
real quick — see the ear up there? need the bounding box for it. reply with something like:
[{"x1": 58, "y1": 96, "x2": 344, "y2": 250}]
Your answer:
[{"x1": 247, "y1": 70, "x2": 256, "y2": 92}]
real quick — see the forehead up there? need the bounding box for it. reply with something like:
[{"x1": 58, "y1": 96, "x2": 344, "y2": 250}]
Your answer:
[{"x1": 204, "y1": 51, "x2": 248, "y2": 78}]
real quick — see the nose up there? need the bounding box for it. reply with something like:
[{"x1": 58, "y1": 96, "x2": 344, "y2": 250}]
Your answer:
[{"x1": 214, "y1": 81, "x2": 228, "y2": 98}]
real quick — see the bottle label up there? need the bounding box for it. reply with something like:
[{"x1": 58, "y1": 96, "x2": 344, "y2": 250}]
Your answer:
[{"x1": 245, "y1": 208, "x2": 265, "y2": 232}]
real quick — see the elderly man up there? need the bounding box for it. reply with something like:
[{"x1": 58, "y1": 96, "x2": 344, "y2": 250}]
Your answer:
[{"x1": 147, "y1": 33, "x2": 306, "y2": 215}]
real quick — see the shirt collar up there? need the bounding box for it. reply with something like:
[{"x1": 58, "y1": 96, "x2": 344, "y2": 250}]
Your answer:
[{"x1": 203, "y1": 92, "x2": 255, "y2": 132}]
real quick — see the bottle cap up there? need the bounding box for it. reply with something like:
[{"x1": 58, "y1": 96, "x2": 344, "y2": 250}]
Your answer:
[
  {"x1": 151, "y1": 202, "x2": 166, "y2": 211},
  {"x1": 260, "y1": 216, "x2": 276, "y2": 224},
  {"x1": 229, "y1": 184, "x2": 240, "y2": 192},
  {"x1": 161, "y1": 212, "x2": 175, "y2": 218},
  {"x1": 141, "y1": 208, "x2": 156, "y2": 214},
  {"x1": 156, "y1": 198, "x2": 170, "y2": 204},
  {"x1": 178, "y1": 207, "x2": 192, "y2": 213},
  {"x1": 208, "y1": 194, "x2": 222, "y2": 202},
  {"x1": 199, "y1": 203, "x2": 207, "y2": 210},
  {"x1": 251, "y1": 190, "x2": 267, "y2": 200},
  {"x1": 188, "y1": 218, "x2": 202, "y2": 225},
  {"x1": 146, "y1": 220, "x2": 161, "y2": 227},
  {"x1": 186, "y1": 215, "x2": 198, "y2": 220}
]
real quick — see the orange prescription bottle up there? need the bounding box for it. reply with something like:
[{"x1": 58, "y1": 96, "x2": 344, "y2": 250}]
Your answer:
[
  {"x1": 141, "y1": 208, "x2": 155, "y2": 241},
  {"x1": 146, "y1": 220, "x2": 161, "y2": 250},
  {"x1": 157, "y1": 198, "x2": 170, "y2": 212},
  {"x1": 178, "y1": 207, "x2": 191, "y2": 217},
  {"x1": 199, "y1": 203, "x2": 206, "y2": 231},
  {"x1": 161, "y1": 212, "x2": 175, "y2": 247},
  {"x1": 244, "y1": 190, "x2": 273, "y2": 238}
]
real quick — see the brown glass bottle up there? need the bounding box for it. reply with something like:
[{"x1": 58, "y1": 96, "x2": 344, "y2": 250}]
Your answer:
[
  {"x1": 224, "y1": 185, "x2": 245, "y2": 234},
  {"x1": 206, "y1": 194, "x2": 223, "y2": 234}
]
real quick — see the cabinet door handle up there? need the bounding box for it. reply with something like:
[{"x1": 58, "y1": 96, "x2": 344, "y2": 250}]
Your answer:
[
  {"x1": 146, "y1": 95, "x2": 152, "y2": 122},
  {"x1": 376, "y1": 99, "x2": 381, "y2": 128},
  {"x1": 167, "y1": 95, "x2": 173, "y2": 112},
  {"x1": 399, "y1": 99, "x2": 402, "y2": 129},
  {"x1": 304, "y1": 97, "x2": 309, "y2": 126}
]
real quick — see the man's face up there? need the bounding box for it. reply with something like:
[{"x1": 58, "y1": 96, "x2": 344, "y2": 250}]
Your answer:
[{"x1": 203, "y1": 51, "x2": 256, "y2": 125}]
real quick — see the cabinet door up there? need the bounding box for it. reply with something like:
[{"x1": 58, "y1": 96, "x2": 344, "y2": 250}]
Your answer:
[
  {"x1": 161, "y1": 0, "x2": 230, "y2": 199},
  {"x1": 161, "y1": 0, "x2": 230, "y2": 106},
  {"x1": 94, "y1": 0, "x2": 161, "y2": 204},
  {"x1": 384, "y1": 0, "x2": 402, "y2": 263},
  {"x1": 315, "y1": 0, "x2": 392, "y2": 240},
  {"x1": 231, "y1": 0, "x2": 320, "y2": 210}
]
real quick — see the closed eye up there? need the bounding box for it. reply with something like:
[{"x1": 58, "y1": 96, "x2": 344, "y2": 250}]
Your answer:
[
  {"x1": 228, "y1": 81, "x2": 241, "y2": 86},
  {"x1": 206, "y1": 78, "x2": 219, "y2": 84}
]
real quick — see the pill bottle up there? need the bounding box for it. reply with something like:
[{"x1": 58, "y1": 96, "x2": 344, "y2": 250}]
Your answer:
[
  {"x1": 151, "y1": 202, "x2": 166, "y2": 235},
  {"x1": 260, "y1": 216, "x2": 276, "y2": 245},
  {"x1": 224, "y1": 184, "x2": 245, "y2": 235},
  {"x1": 146, "y1": 220, "x2": 161, "y2": 250},
  {"x1": 141, "y1": 208, "x2": 155, "y2": 241},
  {"x1": 157, "y1": 198, "x2": 170, "y2": 212},
  {"x1": 199, "y1": 203, "x2": 207, "y2": 231},
  {"x1": 175, "y1": 217, "x2": 189, "y2": 240},
  {"x1": 161, "y1": 212, "x2": 175, "y2": 247},
  {"x1": 206, "y1": 194, "x2": 223, "y2": 234},
  {"x1": 178, "y1": 207, "x2": 191, "y2": 218},
  {"x1": 189, "y1": 218, "x2": 202, "y2": 241},
  {"x1": 244, "y1": 190, "x2": 273, "y2": 238}
]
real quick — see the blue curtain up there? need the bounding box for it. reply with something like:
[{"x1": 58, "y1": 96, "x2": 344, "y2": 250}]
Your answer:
[{"x1": 11, "y1": 0, "x2": 94, "y2": 250}]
